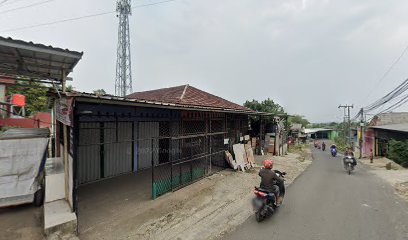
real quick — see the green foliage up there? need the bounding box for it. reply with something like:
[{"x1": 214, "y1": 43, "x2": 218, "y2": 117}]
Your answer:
[
  {"x1": 244, "y1": 98, "x2": 286, "y2": 135},
  {"x1": 7, "y1": 81, "x2": 49, "y2": 115},
  {"x1": 334, "y1": 136, "x2": 347, "y2": 152},
  {"x1": 288, "y1": 115, "x2": 310, "y2": 128},
  {"x1": 244, "y1": 98, "x2": 285, "y2": 115},
  {"x1": 66, "y1": 85, "x2": 74, "y2": 92},
  {"x1": 388, "y1": 139, "x2": 408, "y2": 168}
]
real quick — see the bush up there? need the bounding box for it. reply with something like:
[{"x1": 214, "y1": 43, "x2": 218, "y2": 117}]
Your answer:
[
  {"x1": 388, "y1": 139, "x2": 408, "y2": 168},
  {"x1": 334, "y1": 136, "x2": 347, "y2": 152}
]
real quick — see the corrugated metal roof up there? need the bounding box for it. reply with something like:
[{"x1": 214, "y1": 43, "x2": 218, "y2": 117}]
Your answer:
[
  {"x1": 63, "y1": 90, "x2": 260, "y2": 114},
  {"x1": 369, "y1": 123, "x2": 408, "y2": 133},
  {"x1": 127, "y1": 85, "x2": 254, "y2": 113},
  {"x1": 304, "y1": 128, "x2": 333, "y2": 134},
  {"x1": 0, "y1": 36, "x2": 83, "y2": 81}
]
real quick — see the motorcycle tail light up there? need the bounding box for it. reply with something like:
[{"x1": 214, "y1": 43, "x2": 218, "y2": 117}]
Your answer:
[{"x1": 254, "y1": 190, "x2": 267, "y2": 197}]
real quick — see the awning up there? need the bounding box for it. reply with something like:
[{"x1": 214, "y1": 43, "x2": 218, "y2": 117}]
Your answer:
[{"x1": 0, "y1": 36, "x2": 83, "y2": 82}]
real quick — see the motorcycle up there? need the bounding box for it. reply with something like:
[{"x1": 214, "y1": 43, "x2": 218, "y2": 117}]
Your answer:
[
  {"x1": 322, "y1": 144, "x2": 326, "y2": 151},
  {"x1": 252, "y1": 170, "x2": 286, "y2": 222},
  {"x1": 343, "y1": 156, "x2": 355, "y2": 175},
  {"x1": 331, "y1": 148, "x2": 337, "y2": 157}
]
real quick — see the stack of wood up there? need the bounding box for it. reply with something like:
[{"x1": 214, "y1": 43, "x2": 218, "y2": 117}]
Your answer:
[{"x1": 265, "y1": 137, "x2": 275, "y2": 153}]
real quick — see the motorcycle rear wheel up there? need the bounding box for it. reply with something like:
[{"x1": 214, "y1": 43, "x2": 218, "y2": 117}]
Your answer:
[{"x1": 255, "y1": 211, "x2": 264, "y2": 222}]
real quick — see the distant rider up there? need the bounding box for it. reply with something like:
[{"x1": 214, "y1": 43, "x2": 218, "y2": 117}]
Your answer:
[
  {"x1": 259, "y1": 159, "x2": 284, "y2": 205},
  {"x1": 322, "y1": 141, "x2": 326, "y2": 150},
  {"x1": 344, "y1": 147, "x2": 357, "y2": 167}
]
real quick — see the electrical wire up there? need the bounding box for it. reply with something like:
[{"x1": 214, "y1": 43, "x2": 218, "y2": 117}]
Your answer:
[
  {"x1": 0, "y1": 0, "x2": 56, "y2": 14},
  {"x1": 0, "y1": 0, "x2": 9, "y2": 7},
  {"x1": 364, "y1": 78, "x2": 408, "y2": 112},
  {"x1": 377, "y1": 94, "x2": 408, "y2": 114},
  {"x1": 0, "y1": 0, "x2": 179, "y2": 33},
  {"x1": 362, "y1": 43, "x2": 408, "y2": 105},
  {"x1": 351, "y1": 78, "x2": 408, "y2": 121}
]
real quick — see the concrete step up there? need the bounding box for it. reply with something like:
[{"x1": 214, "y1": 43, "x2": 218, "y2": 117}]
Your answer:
[{"x1": 44, "y1": 199, "x2": 77, "y2": 236}]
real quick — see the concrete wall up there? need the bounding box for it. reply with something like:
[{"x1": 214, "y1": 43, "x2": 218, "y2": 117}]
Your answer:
[{"x1": 373, "y1": 112, "x2": 408, "y2": 126}]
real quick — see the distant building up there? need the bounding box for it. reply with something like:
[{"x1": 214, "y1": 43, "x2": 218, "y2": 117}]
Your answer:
[{"x1": 363, "y1": 112, "x2": 408, "y2": 157}]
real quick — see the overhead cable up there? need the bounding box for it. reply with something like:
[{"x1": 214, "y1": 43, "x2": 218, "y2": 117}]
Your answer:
[
  {"x1": 0, "y1": 0, "x2": 178, "y2": 33},
  {"x1": 362, "y1": 43, "x2": 408, "y2": 104},
  {"x1": 0, "y1": 0, "x2": 56, "y2": 14}
]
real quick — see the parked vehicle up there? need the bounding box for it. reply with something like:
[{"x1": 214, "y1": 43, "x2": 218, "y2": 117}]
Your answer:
[
  {"x1": 252, "y1": 170, "x2": 286, "y2": 222},
  {"x1": 343, "y1": 156, "x2": 355, "y2": 175}
]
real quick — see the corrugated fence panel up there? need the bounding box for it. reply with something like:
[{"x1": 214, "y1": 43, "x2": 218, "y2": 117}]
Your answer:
[
  {"x1": 104, "y1": 122, "x2": 133, "y2": 178},
  {"x1": 78, "y1": 122, "x2": 101, "y2": 184},
  {"x1": 138, "y1": 122, "x2": 159, "y2": 169}
]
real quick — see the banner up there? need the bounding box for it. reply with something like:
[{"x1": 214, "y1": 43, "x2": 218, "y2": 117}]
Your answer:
[{"x1": 56, "y1": 97, "x2": 73, "y2": 126}]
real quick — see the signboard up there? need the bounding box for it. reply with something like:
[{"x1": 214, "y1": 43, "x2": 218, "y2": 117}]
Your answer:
[
  {"x1": 56, "y1": 97, "x2": 73, "y2": 126},
  {"x1": 224, "y1": 138, "x2": 229, "y2": 145}
]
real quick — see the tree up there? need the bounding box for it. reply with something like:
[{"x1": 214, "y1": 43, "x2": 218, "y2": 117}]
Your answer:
[
  {"x1": 7, "y1": 81, "x2": 49, "y2": 115},
  {"x1": 93, "y1": 89, "x2": 107, "y2": 96},
  {"x1": 288, "y1": 115, "x2": 310, "y2": 128},
  {"x1": 244, "y1": 98, "x2": 285, "y2": 115},
  {"x1": 244, "y1": 98, "x2": 286, "y2": 135}
]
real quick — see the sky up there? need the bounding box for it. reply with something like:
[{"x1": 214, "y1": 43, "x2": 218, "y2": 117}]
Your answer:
[{"x1": 2, "y1": 0, "x2": 408, "y2": 122}]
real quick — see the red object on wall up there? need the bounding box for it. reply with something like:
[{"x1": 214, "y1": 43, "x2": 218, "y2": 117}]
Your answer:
[{"x1": 11, "y1": 94, "x2": 26, "y2": 107}]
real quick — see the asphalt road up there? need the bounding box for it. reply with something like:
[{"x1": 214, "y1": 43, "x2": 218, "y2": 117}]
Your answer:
[{"x1": 223, "y1": 148, "x2": 408, "y2": 240}]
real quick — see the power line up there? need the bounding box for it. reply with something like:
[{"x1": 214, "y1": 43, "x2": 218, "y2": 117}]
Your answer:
[
  {"x1": 0, "y1": 0, "x2": 56, "y2": 14},
  {"x1": 0, "y1": 0, "x2": 179, "y2": 33},
  {"x1": 0, "y1": 0, "x2": 10, "y2": 7},
  {"x1": 0, "y1": 0, "x2": 32, "y2": 7},
  {"x1": 352, "y1": 78, "x2": 408, "y2": 121},
  {"x1": 362, "y1": 43, "x2": 408, "y2": 105},
  {"x1": 377, "y1": 94, "x2": 408, "y2": 114}
]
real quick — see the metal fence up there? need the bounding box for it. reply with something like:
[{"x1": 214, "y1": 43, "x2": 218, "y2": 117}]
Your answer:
[{"x1": 75, "y1": 108, "x2": 249, "y2": 199}]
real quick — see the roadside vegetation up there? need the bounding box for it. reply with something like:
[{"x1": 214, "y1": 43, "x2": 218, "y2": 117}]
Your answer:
[
  {"x1": 288, "y1": 144, "x2": 309, "y2": 162},
  {"x1": 388, "y1": 139, "x2": 408, "y2": 168},
  {"x1": 333, "y1": 136, "x2": 348, "y2": 152}
]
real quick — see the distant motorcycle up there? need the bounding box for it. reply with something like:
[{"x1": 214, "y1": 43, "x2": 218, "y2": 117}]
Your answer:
[
  {"x1": 322, "y1": 143, "x2": 326, "y2": 151},
  {"x1": 331, "y1": 148, "x2": 337, "y2": 157},
  {"x1": 343, "y1": 156, "x2": 355, "y2": 175},
  {"x1": 252, "y1": 170, "x2": 286, "y2": 222}
]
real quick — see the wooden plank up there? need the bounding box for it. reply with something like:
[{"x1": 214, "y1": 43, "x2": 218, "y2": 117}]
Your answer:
[
  {"x1": 233, "y1": 144, "x2": 246, "y2": 172},
  {"x1": 224, "y1": 151, "x2": 237, "y2": 170}
]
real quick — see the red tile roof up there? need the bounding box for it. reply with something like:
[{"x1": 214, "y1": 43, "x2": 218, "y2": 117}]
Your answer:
[{"x1": 127, "y1": 85, "x2": 253, "y2": 112}]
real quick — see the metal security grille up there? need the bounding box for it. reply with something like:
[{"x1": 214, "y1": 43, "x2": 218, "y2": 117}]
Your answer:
[{"x1": 149, "y1": 112, "x2": 242, "y2": 199}]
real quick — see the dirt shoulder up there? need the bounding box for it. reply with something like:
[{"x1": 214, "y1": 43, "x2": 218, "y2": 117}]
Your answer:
[
  {"x1": 359, "y1": 157, "x2": 408, "y2": 202},
  {"x1": 0, "y1": 147, "x2": 313, "y2": 240},
  {"x1": 115, "y1": 147, "x2": 313, "y2": 240}
]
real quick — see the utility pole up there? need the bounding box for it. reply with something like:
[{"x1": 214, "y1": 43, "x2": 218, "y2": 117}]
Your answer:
[
  {"x1": 338, "y1": 104, "x2": 354, "y2": 145},
  {"x1": 115, "y1": 0, "x2": 133, "y2": 97},
  {"x1": 359, "y1": 108, "x2": 364, "y2": 159}
]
